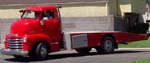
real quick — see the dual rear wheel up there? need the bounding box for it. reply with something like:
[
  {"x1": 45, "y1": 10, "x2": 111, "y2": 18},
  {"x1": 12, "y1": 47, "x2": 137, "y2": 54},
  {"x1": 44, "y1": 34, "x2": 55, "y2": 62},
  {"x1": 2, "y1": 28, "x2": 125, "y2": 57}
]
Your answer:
[{"x1": 95, "y1": 37, "x2": 115, "y2": 53}]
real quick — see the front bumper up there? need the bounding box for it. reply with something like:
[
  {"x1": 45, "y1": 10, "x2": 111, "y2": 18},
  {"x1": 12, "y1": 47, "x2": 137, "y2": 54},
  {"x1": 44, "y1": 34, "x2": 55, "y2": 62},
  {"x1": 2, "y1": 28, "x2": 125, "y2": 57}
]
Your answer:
[{"x1": 0, "y1": 48, "x2": 28, "y2": 56}]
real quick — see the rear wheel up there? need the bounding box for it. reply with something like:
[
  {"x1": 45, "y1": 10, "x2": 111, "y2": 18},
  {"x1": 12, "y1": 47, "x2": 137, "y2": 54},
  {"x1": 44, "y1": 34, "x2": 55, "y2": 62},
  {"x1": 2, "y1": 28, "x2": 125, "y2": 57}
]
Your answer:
[
  {"x1": 75, "y1": 48, "x2": 91, "y2": 54},
  {"x1": 31, "y1": 42, "x2": 49, "y2": 60},
  {"x1": 96, "y1": 37, "x2": 115, "y2": 53}
]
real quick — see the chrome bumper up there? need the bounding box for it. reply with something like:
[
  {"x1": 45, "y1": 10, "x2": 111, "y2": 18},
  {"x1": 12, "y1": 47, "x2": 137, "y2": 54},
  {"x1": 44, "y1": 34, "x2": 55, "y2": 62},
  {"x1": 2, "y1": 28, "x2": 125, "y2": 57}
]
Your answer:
[{"x1": 0, "y1": 48, "x2": 28, "y2": 56}]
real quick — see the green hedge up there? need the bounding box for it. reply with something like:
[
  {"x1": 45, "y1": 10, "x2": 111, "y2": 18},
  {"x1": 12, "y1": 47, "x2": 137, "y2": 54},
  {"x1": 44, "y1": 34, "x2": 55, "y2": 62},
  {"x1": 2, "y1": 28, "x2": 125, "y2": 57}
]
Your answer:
[{"x1": 119, "y1": 40, "x2": 150, "y2": 48}]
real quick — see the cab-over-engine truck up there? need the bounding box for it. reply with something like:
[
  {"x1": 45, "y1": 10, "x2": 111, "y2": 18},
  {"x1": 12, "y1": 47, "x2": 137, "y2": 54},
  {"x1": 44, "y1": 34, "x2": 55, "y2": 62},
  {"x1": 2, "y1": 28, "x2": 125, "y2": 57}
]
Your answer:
[{"x1": 1, "y1": 6, "x2": 149, "y2": 60}]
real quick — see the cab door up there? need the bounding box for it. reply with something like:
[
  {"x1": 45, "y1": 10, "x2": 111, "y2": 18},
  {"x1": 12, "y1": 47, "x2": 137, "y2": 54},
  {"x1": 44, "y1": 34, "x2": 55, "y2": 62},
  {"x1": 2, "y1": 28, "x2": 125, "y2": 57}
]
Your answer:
[{"x1": 42, "y1": 10, "x2": 61, "y2": 50}]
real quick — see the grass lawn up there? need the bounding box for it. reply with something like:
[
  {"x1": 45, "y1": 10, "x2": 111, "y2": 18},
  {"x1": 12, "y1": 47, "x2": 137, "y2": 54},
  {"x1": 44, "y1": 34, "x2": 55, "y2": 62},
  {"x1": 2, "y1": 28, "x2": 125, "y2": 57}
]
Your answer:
[
  {"x1": 119, "y1": 40, "x2": 150, "y2": 48},
  {"x1": 128, "y1": 59, "x2": 150, "y2": 63},
  {"x1": 119, "y1": 40, "x2": 150, "y2": 63}
]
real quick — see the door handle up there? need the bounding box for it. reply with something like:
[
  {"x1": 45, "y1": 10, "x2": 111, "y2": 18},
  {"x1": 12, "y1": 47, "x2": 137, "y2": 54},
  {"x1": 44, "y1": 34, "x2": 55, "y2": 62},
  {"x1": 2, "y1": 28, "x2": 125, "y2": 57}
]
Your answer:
[{"x1": 40, "y1": 21, "x2": 44, "y2": 26}]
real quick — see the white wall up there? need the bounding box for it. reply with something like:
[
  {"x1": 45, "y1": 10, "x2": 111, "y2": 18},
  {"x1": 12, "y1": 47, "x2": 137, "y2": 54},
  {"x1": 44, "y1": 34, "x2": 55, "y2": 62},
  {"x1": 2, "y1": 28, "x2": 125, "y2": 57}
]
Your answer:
[
  {"x1": 0, "y1": 2, "x2": 108, "y2": 19},
  {"x1": 60, "y1": 6, "x2": 107, "y2": 17},
  {"x1": 0, "y1": 9, "x2": 20, "y2": 19}
]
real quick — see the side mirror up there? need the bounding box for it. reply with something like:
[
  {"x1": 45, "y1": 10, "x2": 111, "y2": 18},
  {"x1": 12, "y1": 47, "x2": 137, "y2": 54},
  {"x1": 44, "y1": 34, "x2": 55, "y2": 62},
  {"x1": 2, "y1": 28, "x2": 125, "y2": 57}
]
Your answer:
[{"x1": 42, "y1": 17, "x2": 48, "y2": 21}]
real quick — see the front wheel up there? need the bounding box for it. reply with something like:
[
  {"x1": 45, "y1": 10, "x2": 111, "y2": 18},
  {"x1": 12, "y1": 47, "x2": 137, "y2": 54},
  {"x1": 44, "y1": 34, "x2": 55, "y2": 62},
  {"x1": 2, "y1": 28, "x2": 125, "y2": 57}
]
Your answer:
[
  {"x1": 33, "y1": 43, "x2": 49, "y2": 60},
  {"x1": 96, "y1": 37, "x2": 115, "y2": 54}
]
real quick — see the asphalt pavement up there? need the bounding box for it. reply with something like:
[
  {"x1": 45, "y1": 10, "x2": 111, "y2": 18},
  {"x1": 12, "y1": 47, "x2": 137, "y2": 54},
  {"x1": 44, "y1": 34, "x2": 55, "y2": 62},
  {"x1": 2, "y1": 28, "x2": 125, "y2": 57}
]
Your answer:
[{"x1": 0, "y1": 48, "x2": 150, "y2": 63}]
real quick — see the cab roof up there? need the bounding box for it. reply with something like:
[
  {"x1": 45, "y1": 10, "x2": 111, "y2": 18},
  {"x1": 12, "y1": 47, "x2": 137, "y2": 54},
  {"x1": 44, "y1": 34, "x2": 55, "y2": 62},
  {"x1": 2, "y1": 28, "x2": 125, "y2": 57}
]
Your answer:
[{"x1": 20, "y1": 6, "x2": 58, "y2": 12}]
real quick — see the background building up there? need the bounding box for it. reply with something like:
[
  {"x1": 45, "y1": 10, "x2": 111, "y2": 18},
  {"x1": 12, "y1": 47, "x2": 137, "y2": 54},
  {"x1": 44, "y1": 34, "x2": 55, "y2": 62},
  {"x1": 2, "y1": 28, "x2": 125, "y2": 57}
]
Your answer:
[{"x1": 0, "y1": 0, "x2": 149, "y2": 43}]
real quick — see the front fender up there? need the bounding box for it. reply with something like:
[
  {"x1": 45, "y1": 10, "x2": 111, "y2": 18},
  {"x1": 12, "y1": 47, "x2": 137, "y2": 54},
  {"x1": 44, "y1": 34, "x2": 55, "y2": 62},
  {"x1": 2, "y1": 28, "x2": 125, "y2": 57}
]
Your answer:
[{"x1": 25, "y1": 33, "x2": 52, "y2": 52}]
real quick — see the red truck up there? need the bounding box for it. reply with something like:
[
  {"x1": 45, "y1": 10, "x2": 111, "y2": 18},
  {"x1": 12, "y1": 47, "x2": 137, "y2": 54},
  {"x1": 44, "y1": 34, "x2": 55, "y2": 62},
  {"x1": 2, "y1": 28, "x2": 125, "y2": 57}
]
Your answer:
[{"x1": 1, "y1": 6, "x2": 149, "y2": 60}]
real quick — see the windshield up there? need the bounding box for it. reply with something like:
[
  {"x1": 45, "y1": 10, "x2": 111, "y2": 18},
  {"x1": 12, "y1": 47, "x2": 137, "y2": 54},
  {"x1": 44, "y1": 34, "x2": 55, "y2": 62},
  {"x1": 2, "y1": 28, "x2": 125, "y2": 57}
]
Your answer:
[{"x1": 21, "y1": 11, "x2": 39, "y2": 19}]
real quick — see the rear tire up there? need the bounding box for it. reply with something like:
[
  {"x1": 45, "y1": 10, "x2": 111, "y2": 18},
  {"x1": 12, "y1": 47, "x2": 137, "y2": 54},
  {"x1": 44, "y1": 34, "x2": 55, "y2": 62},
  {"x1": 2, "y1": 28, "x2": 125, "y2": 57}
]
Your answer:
[
  {"x1": 75, "y1": 48, "x2": 91, "y2": 54},
  {"x1": 96, "y1": 37, "x2": 115, "y2": 54}
]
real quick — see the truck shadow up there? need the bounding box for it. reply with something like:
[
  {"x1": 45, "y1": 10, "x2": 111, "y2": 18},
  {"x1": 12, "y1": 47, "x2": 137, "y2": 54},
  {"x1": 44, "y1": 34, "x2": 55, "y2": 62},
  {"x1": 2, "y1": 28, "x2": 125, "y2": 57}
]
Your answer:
[{"x1": 4, "y1": 50, "x2": 148, "y2": 62}]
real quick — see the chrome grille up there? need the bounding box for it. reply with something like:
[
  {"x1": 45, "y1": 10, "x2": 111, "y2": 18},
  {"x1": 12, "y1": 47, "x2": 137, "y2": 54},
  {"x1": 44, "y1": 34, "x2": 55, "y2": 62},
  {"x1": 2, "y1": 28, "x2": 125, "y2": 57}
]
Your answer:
[{"x1": 7, "y1": 38, "x2": 23, "y2": 49}]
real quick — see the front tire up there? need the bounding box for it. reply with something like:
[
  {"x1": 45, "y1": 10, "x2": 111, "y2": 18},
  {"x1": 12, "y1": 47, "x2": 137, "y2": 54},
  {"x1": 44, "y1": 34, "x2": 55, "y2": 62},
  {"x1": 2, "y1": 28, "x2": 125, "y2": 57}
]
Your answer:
[
  {"x1": 96, "y1": 37, "x2": 115, "y2": 54},
  {"x1": 33, "y1": 43, "x2": 49, "y2": 60}
]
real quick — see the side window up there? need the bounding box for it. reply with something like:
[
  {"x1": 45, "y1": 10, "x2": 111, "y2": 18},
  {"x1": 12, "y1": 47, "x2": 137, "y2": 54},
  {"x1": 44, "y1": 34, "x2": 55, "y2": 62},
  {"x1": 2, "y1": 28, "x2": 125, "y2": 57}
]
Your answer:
[{"x1": 43, "y1": 10, "x2": 54, "y2": 19}]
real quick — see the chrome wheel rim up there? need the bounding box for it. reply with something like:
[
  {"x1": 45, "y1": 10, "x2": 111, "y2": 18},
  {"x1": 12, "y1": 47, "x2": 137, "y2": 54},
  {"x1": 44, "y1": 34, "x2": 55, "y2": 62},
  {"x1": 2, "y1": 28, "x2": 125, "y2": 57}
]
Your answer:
[
  {"x1": 104, "y1": 40, "x2": 113, "y2": 52},
  {"x1": 40, "y1": 45, "x2": 47, "y2": 57}
]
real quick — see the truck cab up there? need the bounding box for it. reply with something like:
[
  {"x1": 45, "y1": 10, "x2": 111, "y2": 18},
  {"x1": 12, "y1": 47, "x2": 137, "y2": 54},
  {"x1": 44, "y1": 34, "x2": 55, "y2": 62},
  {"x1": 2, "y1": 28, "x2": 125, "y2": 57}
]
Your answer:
[{"x1": 1, "y1": 6, "x2": 63, "y2": 59}]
